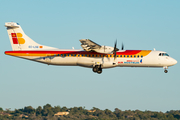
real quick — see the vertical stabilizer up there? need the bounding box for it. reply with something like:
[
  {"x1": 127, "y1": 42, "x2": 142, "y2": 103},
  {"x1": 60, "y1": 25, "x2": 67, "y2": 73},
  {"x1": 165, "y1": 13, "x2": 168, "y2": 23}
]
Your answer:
[{"x1": 5, "y1": 22, "x2": 57, "y2": 51}]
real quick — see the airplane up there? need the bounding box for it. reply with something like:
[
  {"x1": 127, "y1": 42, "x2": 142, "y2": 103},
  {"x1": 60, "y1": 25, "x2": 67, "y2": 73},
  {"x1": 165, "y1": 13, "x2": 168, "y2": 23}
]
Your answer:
[{"x1": 4, "y1": 22, "x2": 177, "y2": 74}]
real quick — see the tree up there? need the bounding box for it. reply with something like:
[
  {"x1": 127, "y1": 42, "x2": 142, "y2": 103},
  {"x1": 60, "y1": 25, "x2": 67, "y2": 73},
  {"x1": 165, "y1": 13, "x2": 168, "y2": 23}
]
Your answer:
[
  {"x1": 61, "y1": 106, "x2": 68, "y2": 112},
  {"x1": 53, "y1": 106, "x2": 61, "y2": 113},
  {"x1": 104, "y1": 109, "x2": 112, "y2": 115},
  {"x1": 167, "y1": 114, "x2": 174, "y2": 120},
  {"x1": 23, "y1": 106, "x2": 35, "y2": 114},
  {"x1": 36, "y1": 106, "x2": 42, "y2": 116},
  {"x1": 43, "y1": 104, "x2": 52, "y2": 110}
]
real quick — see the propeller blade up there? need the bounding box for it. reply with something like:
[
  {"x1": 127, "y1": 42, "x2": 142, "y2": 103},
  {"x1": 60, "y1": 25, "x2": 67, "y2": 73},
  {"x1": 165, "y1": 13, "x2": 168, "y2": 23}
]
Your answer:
[
  {"x1": 114, "y1": 52, "x2": 117, "y2": 60},
  {"x1": 114, "y1": 40, "x2": 119, "y2": 60},
  {"x1": 114, "y1": 40, "x2": 117, "y2": 50},
  {"x1": 121, "y1": 43, "x2": 124, "y2": 50}
]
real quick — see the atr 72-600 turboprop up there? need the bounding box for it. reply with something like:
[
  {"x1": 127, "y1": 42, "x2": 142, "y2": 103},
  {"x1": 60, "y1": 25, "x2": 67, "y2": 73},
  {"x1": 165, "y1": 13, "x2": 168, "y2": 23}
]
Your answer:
[{"x1": 4, "y1": 22, "x2": 177, "y2": 74}]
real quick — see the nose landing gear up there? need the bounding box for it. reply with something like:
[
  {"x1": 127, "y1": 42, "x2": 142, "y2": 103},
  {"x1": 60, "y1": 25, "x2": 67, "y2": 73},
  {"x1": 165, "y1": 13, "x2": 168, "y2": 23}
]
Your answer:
[
  {"x1": 163, "y1": 66, "x2": 168, "y2": 73},
  {"x1": 93, "y1": 65, "x2": 102, "y2": 74},
  {"x1": 164, "y1": 69, "x2": 168, "y2": 73}
]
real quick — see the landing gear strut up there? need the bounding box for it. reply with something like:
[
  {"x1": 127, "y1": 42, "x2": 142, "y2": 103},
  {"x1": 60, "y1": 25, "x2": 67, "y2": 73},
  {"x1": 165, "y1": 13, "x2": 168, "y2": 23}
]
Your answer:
[{"x1": 93, "y1": 65, "x2": 102, "y2": 74}]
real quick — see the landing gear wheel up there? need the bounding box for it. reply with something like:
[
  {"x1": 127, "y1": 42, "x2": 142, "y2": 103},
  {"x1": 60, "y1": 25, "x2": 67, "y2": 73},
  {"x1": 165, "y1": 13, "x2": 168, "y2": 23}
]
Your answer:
[
  {"x1": 164, "y1": 70, "x2": 168, "y2": 73},
  {"x1": 97, "y1": 68, "x2": 102, "y2": 74},
  {"x1": 93, "y1": 67, "x2": 98, "y2": 72}
]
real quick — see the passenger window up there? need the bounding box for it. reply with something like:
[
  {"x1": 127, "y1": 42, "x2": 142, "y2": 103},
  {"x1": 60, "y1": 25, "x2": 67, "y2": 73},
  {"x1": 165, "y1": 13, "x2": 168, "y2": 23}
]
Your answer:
[
  {"x1": 64, "y1": 54, "x2": 66, "y2": 57},
  {"x1": 120, "y1": 55, "x2": 122, "y2": 57},
  {"x1": 92, "y1": 55, "x2": 94, "y2": 57},
  {"x1": 131, "y1": 55, "x2": 132, "y2": 58},
  {"x1": 137, "y1": 55, "x2": 139, "y2": 58},
  {"x1": 117, "y1": 55, "x2": 119, "y2": 57},
  {"x1": 78, "y1": 54, "x2": 80, "y2": 57},
  {"x1": 85, "y1": 54, "x2": 87, "y2": 57},
  {"x1": 159, "y1": 53, "x2": 161, "y2": 56},
  {"x1": 110, "y1": 55, "x2": 112, "y2": 57},
  {"x1": 96, "y1": 55, "x2": 98, "y2": 57},
  {"x1": 134, "y1": 55, "x2": 136, "y2": 58},
  {"x1": 127, "y1": 55, "x2": 129, "y2": 58},
  {"x1": 141, "y1": 55, "x2": 143, "y2": 58},
  {"x1": 71, "y1": 54, "x2": 73, "y2": 56},
  {"x1": 124, "y1": 55, "x2": 126, "y2": 58},
  {"x1": 106, "y1": 55, "x2": 108, "y2": 57},
  {"x1": 82, "y1": 54, "x2": 83, "y2": 57}
]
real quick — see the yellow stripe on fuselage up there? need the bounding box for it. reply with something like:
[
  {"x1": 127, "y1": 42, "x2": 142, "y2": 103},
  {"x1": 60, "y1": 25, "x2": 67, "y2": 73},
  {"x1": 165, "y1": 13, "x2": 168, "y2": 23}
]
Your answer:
[
  {"x1": 5, "y1": 53, "x2": 49, "y2": 57},
  {"x1": 136, "y1": 50, "x2": 151, "y2": 56}
]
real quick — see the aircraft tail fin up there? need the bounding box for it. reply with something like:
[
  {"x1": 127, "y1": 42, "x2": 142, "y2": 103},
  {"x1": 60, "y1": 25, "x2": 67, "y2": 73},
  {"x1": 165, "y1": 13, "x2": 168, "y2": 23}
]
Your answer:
[{"x1": 5, "y1": 22, "x2": 57, "y2": 51}]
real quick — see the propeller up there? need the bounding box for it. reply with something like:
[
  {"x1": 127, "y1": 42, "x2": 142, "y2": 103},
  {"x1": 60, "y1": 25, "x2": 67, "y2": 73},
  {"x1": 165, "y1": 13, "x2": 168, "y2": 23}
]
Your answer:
[{"x1": 113, "y1": 40, "x2": 119, "y2": 60}]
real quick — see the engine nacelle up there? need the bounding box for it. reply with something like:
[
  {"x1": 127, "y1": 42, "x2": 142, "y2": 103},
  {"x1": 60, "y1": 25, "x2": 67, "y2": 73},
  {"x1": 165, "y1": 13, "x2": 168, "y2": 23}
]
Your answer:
[{"x1": 95, "y1": 46, "x2": 114, "y2": 54}]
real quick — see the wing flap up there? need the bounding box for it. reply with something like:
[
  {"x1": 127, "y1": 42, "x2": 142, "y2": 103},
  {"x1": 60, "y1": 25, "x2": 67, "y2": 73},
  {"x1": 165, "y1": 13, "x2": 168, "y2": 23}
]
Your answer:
[{"x1": 80, "y1": 39, "x2": 101, "y2": 51}]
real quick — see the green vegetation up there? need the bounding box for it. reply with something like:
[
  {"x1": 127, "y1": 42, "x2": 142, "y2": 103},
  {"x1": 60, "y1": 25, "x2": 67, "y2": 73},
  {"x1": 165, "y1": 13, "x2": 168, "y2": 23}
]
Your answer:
[{"x1": 0, "y1": 104, "x2": 180, "y2": 120}]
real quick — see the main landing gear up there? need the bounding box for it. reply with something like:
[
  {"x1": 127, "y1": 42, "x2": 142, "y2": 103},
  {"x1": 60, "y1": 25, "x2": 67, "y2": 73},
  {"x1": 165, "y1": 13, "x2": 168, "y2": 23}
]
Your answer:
[{"x1": 93, "y1": 65, "x2": 102, "y2": 74}]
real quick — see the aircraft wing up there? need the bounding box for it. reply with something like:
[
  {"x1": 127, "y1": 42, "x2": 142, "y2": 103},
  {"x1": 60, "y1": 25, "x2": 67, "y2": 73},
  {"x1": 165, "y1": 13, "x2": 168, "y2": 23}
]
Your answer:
[
  {"x1": 79, "y1": 39, "x2": 101, "y2": 52},
  {"x1": 79, "y1": 39, "x2": 116, "y2": 54}
]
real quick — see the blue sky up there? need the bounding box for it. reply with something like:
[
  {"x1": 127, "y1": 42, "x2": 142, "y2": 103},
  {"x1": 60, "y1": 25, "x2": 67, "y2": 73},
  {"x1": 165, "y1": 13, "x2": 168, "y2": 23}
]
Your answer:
[{"x1": 0, "y1": 1, "x2": 180, "y2": 112}]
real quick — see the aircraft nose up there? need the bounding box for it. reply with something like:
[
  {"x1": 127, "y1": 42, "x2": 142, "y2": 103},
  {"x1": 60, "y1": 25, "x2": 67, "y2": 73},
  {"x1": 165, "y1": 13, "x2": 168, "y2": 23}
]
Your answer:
[
  {"x1": 174, "y1": 59, "x2": 177, "y2": 64},
  {"x1": 172, "y1": 59, "x2": 177, "y2": 65}
]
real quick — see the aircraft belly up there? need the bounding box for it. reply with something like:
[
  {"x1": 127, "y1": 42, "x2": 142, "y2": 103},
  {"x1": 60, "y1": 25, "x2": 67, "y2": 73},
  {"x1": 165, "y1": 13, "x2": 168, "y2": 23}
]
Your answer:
[
  {"x1": 77, "y1": 57, "x2": 101, "y2": 68},
  {"x1": 50, "y1": 57, "x2": 77, "y2": 65},
  {"x1": 15, "y1": 56, "x2": 78, "y2": 66}
]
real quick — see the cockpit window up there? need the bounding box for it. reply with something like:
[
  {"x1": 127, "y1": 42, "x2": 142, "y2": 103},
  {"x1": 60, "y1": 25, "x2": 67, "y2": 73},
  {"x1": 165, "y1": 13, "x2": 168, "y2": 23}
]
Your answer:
[
  {"x1": 159, "y1": 53, "x2": 169, "y2": 56},
  {"x1": 164, "y1": 53, "x2": 169, "y2": 56}
]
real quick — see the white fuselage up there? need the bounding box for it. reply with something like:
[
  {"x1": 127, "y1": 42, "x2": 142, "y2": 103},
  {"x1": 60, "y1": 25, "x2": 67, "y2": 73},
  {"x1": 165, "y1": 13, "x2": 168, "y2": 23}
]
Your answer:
[{"x1": 5, "y1": 49, "x2": 177, "y2": 69}]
